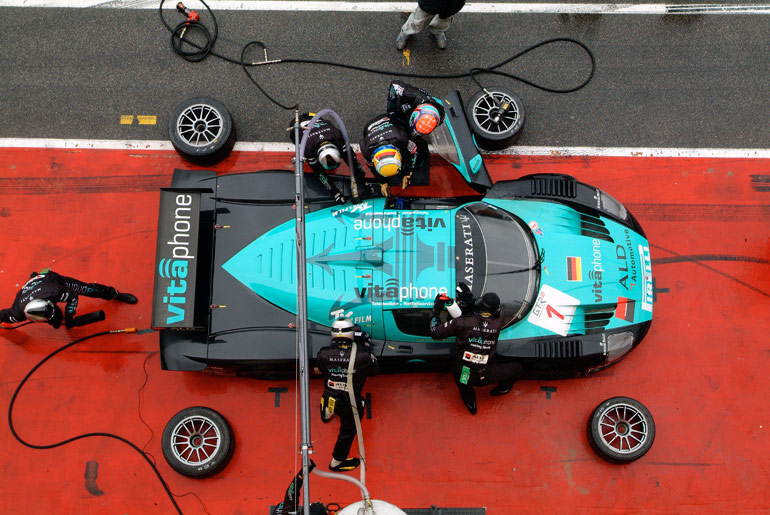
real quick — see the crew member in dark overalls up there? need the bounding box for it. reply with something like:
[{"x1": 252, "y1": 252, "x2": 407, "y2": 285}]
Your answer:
[
  {"x1": 386, "y1": 80, "x2": 445, "y2": 138},
  {"x1": 315, "y1": 318, "x2": 379, "y2": 471},
  {"x1": 430, "y1": 290, "x2": 522, "y2": 414},
  {"x1": 360, "y1": 114, "x2": 428, "y2": 198},
  {"x1": 288, "y1": 112, "x2": 367, "y2": 204},
  {"x1": 0, "y1": 269, "x2": 137, "y2": 329}
]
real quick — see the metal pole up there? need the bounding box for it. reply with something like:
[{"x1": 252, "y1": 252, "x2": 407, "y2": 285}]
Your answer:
[{"x1": 293, "y1": 110, "x2": 312, "y2": 515}]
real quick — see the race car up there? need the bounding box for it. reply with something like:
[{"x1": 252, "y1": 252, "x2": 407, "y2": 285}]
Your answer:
[{"x1": 152, "y1": 168, "x2": 653, "y2": 379}]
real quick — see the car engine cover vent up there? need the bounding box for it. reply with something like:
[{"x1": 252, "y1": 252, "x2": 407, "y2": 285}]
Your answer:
[
  {"x1": 530, "y1": 177, "x2": 577, "y2": 198},
  {"x1": 536, "y1": 339, "x2": 583, "y2": 358},
  {"x1": 580, "y1": 213, "x2": 613, "y2": 243}
]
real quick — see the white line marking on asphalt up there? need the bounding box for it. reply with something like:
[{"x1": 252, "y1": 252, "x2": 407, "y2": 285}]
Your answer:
[
  {"x1": 2, "y1": 138, "x2": 770, "y2": 158},
  {"x1": 1, "y1": 1, "x2": 770, "y2": 14}
]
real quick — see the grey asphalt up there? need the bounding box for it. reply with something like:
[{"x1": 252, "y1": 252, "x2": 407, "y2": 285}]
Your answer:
[{"x1": 1, "y1": 5, "x2": 769, "y2": 148}]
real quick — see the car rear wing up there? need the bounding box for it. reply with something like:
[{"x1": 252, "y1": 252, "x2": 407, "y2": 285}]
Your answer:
[
  {"x1": 428, "y1": 90, "x2": 492, "y2": 194},
  {"x1": 152, "y1": 186, "x2": 213, "y2": 330}
]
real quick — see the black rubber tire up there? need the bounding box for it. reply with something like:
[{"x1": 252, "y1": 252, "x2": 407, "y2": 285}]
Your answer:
[
  {"x1": 588, "y1": 397, "x2": 655, "y2": 463},
  {"x1": 466, "y1": 86, "x2": 525, "y2": 151},
  {"x1": 168, "y1": 97, "x2": 236, "y2": 165},
  {"x1": 161, "y1": 406, "x2": 235, "y2": 478}
]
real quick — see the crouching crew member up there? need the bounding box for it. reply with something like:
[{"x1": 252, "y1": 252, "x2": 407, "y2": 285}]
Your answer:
[
  {"x1": 288, "y1": 112, "x2": 367, "y2": 204},
  {"x1": 430, "y1": 290, "x2": 522, "y2": 415},
  {"x1": 386, "y1": 80, "x2": 445, "y2": 138},
  {"x1": 0, "y1": 269, "x2": 137, "y2": 329},
  {"x1": 315, "y1": 318, "x2": 379, "y2": 471},
  {"x1": 360, "y1": 114, "x2": 428, "y2": 199}
]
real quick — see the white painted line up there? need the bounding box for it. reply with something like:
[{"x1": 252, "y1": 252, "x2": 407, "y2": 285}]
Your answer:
[
  {"x1": 1, "y1": 1, "x2": 769, "y2": 14},
  {"x1": 2, "y1": 138, "x2": 770, "y2": 158}
]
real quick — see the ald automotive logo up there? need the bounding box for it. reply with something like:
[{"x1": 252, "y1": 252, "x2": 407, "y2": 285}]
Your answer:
[{"x1": 152, "y1": 191, "x2": 201, "y2": 328}]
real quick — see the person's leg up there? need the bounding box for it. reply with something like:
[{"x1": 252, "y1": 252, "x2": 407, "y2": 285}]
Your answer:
[
  {"x1": 329, "y1": 403, "x2": 360, "y2": 470},
  {"x1": 428, "y1": 16, "x2": 452, "y2": 49},
  {"x1": 488, "y1": 361, "x2": 523, "y2": 396},
  {"x1": 452, "y1": 363, "x2": 478, "y2": 414},
  {"x1": 397, "y1": 7, "x2": 435, "y2": 49}
]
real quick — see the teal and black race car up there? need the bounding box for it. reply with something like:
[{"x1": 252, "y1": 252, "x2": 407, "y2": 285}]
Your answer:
[{"x1": 152, "y1": 168, "x2": 653, "y2": 379}]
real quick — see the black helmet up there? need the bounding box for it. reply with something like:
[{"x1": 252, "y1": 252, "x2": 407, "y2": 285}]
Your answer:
[
  {"x1": 24, "y1": 299, "x2": 55, "y2": 322},
  {"x1": 331, "y1": 317, "x2": 355, "y2": 343},
  {"x1": 477, "y1": 292, "x2": 501, "y2": 317}
]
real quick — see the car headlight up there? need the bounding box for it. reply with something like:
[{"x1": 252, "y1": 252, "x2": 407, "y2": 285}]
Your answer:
[
  {"x1": 599, "y1": 190, "x2": 628, "y2": 220},
  {"x1": 607, "y1": 331, "x2": 634, "y2": 362}
]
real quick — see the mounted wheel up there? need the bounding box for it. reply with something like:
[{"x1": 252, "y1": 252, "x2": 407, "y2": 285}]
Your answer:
[
  {"x1": 162, "y1": 406, "x2": 235, "y2": 478},
  {"x1": 466, "y1": 86, "x2": 525, "y2": 151},
  {"x1": 588, "y1": 397, "x2": 655, "y2": 463},
  {"x1": 169, "y1": 97, "x2": 236, "y2": 165}
]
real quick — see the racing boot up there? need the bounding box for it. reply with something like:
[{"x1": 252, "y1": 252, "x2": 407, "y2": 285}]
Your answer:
[
  {"x1": 395, "y1": 31, "x2": 410, "y2": 50},
  {"x1": 490, "y1": 382, "x2": 514, "y2": 396},
  {"x1": 431, "y1": 31, "x2": 447, "y2": 50},
  {"x1": 329, "y1": 457, "x2": 360, "y2": 471},
  {"x1": 114, "y1": 292, "x2": 138, "y2": 304}
]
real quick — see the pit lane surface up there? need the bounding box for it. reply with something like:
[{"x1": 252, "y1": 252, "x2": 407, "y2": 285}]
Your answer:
[
  {"x1": 1, "y1": 2, "x2": 770, "y2": 514},
  {"x1": 1, "y1": 1, "x2": 770, "y2": 148}
]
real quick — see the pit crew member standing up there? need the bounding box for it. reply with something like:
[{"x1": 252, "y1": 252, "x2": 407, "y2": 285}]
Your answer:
[
  {"x1": 430, "y1": 290, "x2": 522, "y2": 415},
  {"x1": 0, "y1": 269, "x2": 137, "y2": 329},
  {"x1": 288, "y1": 112, "x2": 367, "y2": 204},
  {"x1": 360, "y1": 114, "x2": 428, "y2": 198},
  {"x1": 315, "y1": 318, "x2": 379, "y2": 471}
]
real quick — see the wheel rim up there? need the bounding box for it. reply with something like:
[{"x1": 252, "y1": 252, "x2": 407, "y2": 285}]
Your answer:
[
  {"x1": 176, "y1": 103, "x2": 224, "y2": 147},
  {"x1": 597, "y1": 402, "x2": 650, "y2": 455},
  {"x1": 170, "y1": 415, "x2": 222, "y2": 466},
  {"x1": 471, "y1": 91, "x2": 521, "y2": 137}
]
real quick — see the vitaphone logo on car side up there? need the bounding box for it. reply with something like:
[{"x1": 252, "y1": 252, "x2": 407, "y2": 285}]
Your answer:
[
  {"x1": 351, "y1": 211, "x2": 446, "y2": 234},
  {"x1": 152, "y1": 191, "x2": 201, "y2": 328},
  {"x1": 589, "y1": 238, "x2": 604, "y2": 302}
]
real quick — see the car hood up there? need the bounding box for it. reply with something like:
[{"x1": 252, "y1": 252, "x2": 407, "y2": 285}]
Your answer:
[
  {"x1": 486, "y1": 199, "x2": 653, "y2": 339},
  {"x1": 221, "y1": 197, "x2": 454, "y2": 332}
]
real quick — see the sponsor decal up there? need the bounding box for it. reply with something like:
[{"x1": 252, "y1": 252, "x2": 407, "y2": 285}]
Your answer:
[
  {"x1": 354, "y1": 282, "x2": 447, "y2": 303},
  {"x1": 152, "y1": 191, "x2": 200, "y2": 328},
  {"x1": 527, "y1": 284, "x2": 579, "y2": 337},
  {"x1": 615, "y1": 297, "x2": 636, "y2": 322},
  {"x1": 332, "y1": 201, "x2": 370, "y2": 218},
  {"x1": 566, "y1": 256, "x2": 582, "y2": 282},
  {"x1": 617, "y1": 229, "x2": 638, "y2": 290},
  {"x1": 639, "y1": 245, "x2": 653, "y2": 312},
  {"x1": 454, "y1": 210, "x2": 486, "y2": 292},
  {"x1": 589, "y1": 238, "x2": 603, "y2": 302},
  {"x1": 529, "y1": 220, "x2": 543, "y2": 236}
]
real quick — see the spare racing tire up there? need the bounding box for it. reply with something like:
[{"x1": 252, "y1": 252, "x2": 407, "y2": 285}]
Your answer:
[
  {"x1": 169, "y1": 97, "x2": 236, "y2": 165},
  {"x1": 466, "y1": 86, "x2": 525, "y2": 151},
  {"x1": 162, "y1": 406, "x2": 235, "y2": 478},
  {"x1": 588, "y1": 397, "x2": 655, "y2": 463}
]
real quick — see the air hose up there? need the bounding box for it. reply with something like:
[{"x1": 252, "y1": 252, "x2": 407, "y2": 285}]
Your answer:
[
  {"x1": 7, "y1": 328, "x2": 184, "y2": 515},
  {"x1": 158, "y1": 0, "x2": 596, "y2": 111}
]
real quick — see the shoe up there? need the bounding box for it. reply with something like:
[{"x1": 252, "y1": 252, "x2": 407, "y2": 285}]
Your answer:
[
  {"x1": 432, "y1": 32, "x2": 447, "y2": 50},
  {"x1": 114, "y1": 292, "x2": 138, "y2": 304},
  {"x1": 490, "y1": 386, "x2": 512, "y2": 396},
  {"x1": 329, "y1": 457, "x2": 360, "y2": 471},
  {"x1": 396, "y1": 32, "x2": 410, "y2": 50},
  {"x1": 464, "y1": 399, "x2": 477, "y2": 415}
]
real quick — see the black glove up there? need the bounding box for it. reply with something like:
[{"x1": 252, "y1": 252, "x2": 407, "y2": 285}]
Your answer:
[
  {"x1": 50, "y1": 306, "x2": 63, "y2": 329},
  {"x1": 456, "y1": 282, "x2": 475, "y2": 314},
  {"x1": 432, "y1": 293, "x2": 448, "y2": 319},
  {"x1": 354, "y1": 324, "x2": 372, "y2": 349},
  {"x1": 333, "y1": 192, "x2": 347, "y2": 204}
]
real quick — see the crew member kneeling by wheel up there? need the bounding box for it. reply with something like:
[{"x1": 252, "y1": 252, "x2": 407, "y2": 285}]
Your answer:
[
  {"x1": 0, "y1": 269, "x2": 137, "y2": 329},
  {"x1": 315, "y1": 318, "x2": 379, "y2": 471},
  {"x1": 430, "y1": 288, "x2": 522, "y2": 415}
]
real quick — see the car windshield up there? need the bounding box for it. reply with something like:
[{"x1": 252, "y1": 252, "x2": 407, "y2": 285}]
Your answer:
[{"x1": 455, "y1": 202, "x2": 540, "y2": 327}]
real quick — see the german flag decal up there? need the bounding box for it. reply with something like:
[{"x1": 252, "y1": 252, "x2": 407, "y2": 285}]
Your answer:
[
  {"x1": 566, "y1": 256, "x2": 582, "y2": 281},
  {"x1": 615, "y1": 297, "x2": 636, "y2": 322}
]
